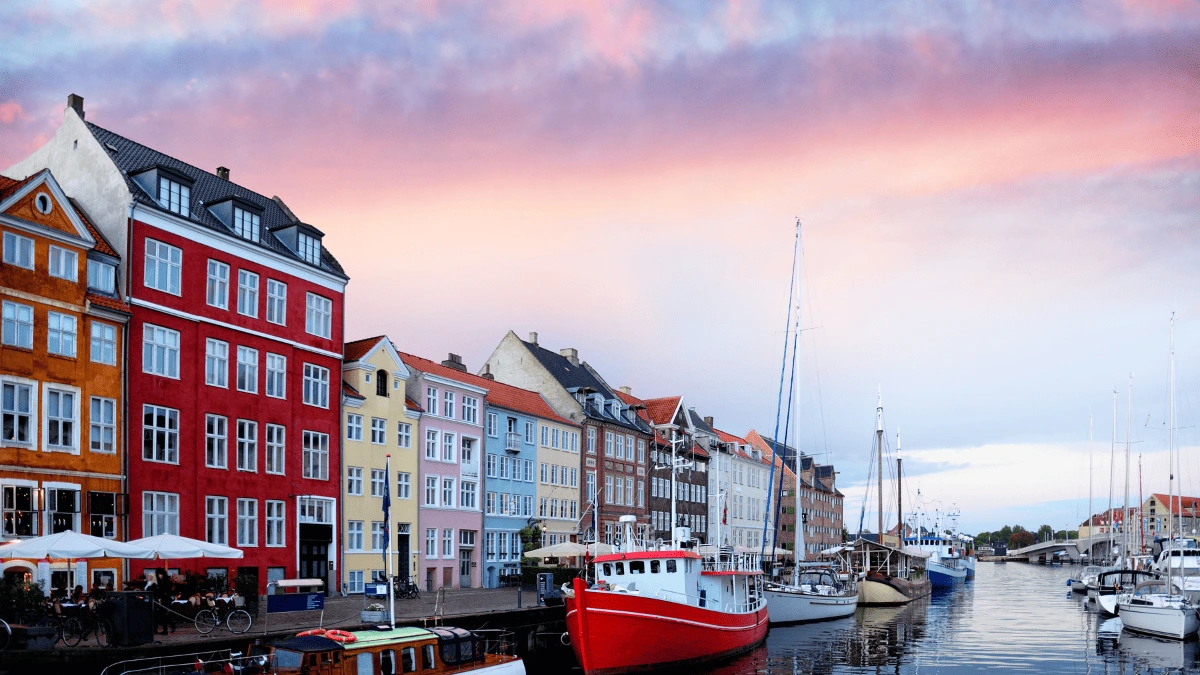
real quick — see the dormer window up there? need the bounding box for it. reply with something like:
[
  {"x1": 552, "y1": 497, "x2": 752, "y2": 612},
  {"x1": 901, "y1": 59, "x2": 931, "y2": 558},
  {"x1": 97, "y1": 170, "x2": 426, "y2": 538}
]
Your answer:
[
  {"x1": 87, "y1": 259, "x2": 116, "y2": 294},
  {"x1": 158, "y1": 176, "x2": 190, "y2": 217},
  {"x1": 297, "y1": 233, "x2": 321, "y2": 265},
  {"x1": 233, "y1": 207, "x2": 261, "y2": 242},
  {"x1": 610, "y1": 400, "x2": 622, "y2": 419}
]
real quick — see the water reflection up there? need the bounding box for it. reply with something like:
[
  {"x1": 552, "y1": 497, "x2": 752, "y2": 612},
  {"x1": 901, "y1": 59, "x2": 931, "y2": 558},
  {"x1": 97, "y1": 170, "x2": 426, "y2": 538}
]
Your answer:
[{"x1": 702, "y1": 563, "x2": 1200, "y2": 674}]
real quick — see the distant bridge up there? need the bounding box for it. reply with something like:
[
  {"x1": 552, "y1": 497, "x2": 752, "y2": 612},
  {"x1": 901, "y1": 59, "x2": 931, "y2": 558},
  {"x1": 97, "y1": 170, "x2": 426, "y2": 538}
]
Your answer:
[{"x1": 1008, "y1": 540, "x2": 1082, "y2": 562}]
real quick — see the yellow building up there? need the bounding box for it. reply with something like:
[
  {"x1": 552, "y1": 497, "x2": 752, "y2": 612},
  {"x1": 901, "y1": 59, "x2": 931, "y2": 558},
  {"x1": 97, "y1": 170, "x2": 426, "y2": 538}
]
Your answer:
[{"x1": 341, "y1": 336, "x2": 420, "y2": 593}]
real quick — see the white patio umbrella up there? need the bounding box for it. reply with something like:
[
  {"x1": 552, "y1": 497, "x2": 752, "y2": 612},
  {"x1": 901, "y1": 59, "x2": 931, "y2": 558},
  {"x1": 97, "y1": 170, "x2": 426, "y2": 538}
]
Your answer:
[
  {"x1": 523, "y1": 541, "x2": 590, "y2": 558},
  {"x1": 0, "y1": 530, "x2": 155, "y2": 560},
  {"x1": 125, "y1": 534, "x2": 243, "y2": 560}
]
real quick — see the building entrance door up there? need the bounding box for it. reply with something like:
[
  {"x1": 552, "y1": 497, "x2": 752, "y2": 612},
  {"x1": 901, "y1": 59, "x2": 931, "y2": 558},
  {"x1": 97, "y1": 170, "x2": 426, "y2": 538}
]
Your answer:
[
  {"x1": 299, "y1": 523, "x2": 332, "y2": 594},
  {"x1": 459, "y1": 548, "x2": 472, "y2": 588},
  {"x1": 397, "y1": 526, "x2": 410, "y2": 583}
]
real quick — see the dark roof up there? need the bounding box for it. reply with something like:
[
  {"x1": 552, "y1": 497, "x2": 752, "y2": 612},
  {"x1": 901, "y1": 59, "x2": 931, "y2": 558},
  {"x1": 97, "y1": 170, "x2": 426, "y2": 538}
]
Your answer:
[
  {"x1": 85, "y1": 122, "x2": 346, "y2": 279},
  {"x1": 274, "y1": 635, "x2": 345, "y2": 652},
  {"x1": 519, "y1": 338, "x2": 648, "y2": 433},
  {"x1": 687, "y1": 409, "x2": 713, "y2": 434},
  {"x1": 815, "y1": 465, "x2": 835, "y2": 479}
]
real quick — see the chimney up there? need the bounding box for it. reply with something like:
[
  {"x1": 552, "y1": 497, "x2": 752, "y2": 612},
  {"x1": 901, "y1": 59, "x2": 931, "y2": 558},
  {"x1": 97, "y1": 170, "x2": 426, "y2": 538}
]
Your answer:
[
  {"x1": 560, "y1": 348, "x2": 579, "y2": 366},
  {"x1": 481, "y1": 364, "x2": 495, "y2": 381},
  {"x1": 216, "y1": 166, "x2": 230, "y2": 180},
  {"x1": 704, "y1": 416, "x2": 714, "y2": 428},
  {"x1": 441, "y1": 353, "x2": 466, "y2": 372},
  {"x1": 67, "y1": 94, "x2": 84, "y2": 120},
  {"x1": 619, "y1": 386, "x2": 632, "y2": 395},
  {"x1": 528, "y1": 332, "x2": 538, "y2": 346}
]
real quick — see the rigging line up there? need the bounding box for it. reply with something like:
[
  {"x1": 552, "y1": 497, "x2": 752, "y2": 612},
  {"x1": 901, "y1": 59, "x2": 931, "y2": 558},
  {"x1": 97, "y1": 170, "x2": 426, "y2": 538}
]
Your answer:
[
  {"x1": 799, "y1": 239, "x2": 832, "y2": 464},
  {"x1": 768, "y1": 296, "x2": 802, "y2": 558},
  {"x1": 857, "y1": 425, "x2": 877, "y2": 537},
  {"x1": 762, "y1": 219, "x2": 800, "y2": 560}
]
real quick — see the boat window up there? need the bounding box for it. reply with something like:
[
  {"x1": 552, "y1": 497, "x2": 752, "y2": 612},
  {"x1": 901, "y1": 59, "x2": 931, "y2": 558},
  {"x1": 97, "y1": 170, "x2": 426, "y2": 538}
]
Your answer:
[
  {"x1": 650, "y1": 560, "x2": 660, "y2": 573},
  {"x1": 273, "y1": 650, "x2": 303, "y2": 669},
  {"x1": 666, "y1": 560, "x2": 677, "y2": 573},
  {"x1": 615, "y1": 562, "x2": 625, "y2": 575},
  {"x1": 630, "y1": 561, "x2": 645, "y2": 574},
  {"x1": 603, "y1": 563, "x2": 612, "y2": 576},
  {"x1": 423, "y1": 644, "x2": 435, "y2": 670},
  {"x1": 401, "y1": 647, "x2": 416, "y2": 673},
  {"x1": 459, "y1": 637, "x2": 475, "y2": 660},
  {"x1": 381, "y1": 649, "x2": 396, "y2": 675},
  {"x1": 357, "y1": 653, "x2": 373, "y2": 675},
  {"x1": 333, "y1": 652, "x2": 342, "y2": 665},
  {"x1": 441, "y1": 640, "x2": 459, "y2": 665}
]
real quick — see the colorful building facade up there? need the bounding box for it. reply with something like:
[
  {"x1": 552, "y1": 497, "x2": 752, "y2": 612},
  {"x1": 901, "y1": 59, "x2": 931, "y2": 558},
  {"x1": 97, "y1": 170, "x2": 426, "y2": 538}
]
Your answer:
[{"x1": 0, "y1": 170, "x2": 129, "y2": 591}]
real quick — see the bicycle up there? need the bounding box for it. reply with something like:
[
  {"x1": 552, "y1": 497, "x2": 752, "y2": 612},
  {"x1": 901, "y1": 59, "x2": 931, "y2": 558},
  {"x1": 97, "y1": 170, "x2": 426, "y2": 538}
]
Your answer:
[
  {"x1": 63, "y1": 604, "x2": 112, "y2": 647},
  {"x1": 0, "y1": 617, "x2": 9, "y2": 652},
  {"x1": 394, "y1": 579, "x2": 420, "y2": 600},
  {"x1": 194, "y1": 599, "x2": 253, "y2": 635}
]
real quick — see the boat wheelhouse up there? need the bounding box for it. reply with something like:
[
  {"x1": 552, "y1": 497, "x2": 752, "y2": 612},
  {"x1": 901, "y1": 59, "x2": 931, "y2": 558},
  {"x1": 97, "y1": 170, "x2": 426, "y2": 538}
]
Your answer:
[{"x1": 842, "y1": 539, "x2": 931, "y2": 606}]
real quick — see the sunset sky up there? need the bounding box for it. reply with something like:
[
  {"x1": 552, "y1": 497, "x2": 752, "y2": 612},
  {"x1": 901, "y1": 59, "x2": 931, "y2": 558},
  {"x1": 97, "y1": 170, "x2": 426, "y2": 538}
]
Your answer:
[{"x1": 3, "y1": 1, "x2": 1200, "y2": 533}]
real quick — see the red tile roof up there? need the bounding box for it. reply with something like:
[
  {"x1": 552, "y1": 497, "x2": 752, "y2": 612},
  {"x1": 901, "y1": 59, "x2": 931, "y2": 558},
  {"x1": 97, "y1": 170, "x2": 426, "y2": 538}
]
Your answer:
[
  {"x1": 0, "y1": 175, "x2": 33, "y2": 202},
  {"x1": 342, "y1": 380, "x2": 365, "y2": 400},
  {"x1": 405, "y1": 397, "x2": 424, "y2": 413},
  {"x1": 396, "y1": 349, "x2": 577, "y2": 427},
  {"x1": 86, "y1": 292, "x2": 130, "y2": 314},
  {"x1": 643, "y1": 396, "x2": 681, "y2": 426},
  {"x1": 1149, "y1": 494, "x2": 1200, "y2": 516},
  {"x1": 615, "y1": 390, "x2": 671, "y2": 445},
  {"x1": 713, "y1": 427, "x2": 746, "y2": 445},
  {"x1": 691, "y1": 442, "x2": 710, "y2": 459},
  {"x1": 344, "y1": 336, "x2": 386, "y2": 362}
]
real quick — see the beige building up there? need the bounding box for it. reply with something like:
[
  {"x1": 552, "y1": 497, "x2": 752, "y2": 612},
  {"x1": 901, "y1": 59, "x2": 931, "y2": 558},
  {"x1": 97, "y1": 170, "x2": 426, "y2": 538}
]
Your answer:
[{"x1": 341, "y1": 336, "x2": 421, "y2": 593}]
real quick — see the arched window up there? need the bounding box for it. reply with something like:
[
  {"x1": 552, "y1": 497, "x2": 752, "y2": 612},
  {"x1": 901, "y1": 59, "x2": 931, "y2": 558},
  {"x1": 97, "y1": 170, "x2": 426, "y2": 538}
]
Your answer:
[{"x1": 376, "y1": 370, "x2": 389, "y2": 397}]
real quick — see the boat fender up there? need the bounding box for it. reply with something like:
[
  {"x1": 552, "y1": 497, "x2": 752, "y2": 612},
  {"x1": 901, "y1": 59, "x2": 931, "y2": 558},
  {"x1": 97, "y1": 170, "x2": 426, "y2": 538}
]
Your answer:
[
  {"x1": 325, "y1": 629, "x2": 357, "y2": 643},
  {"x1": 296, "y1": 628, "x2": 326, "y2": 637},
  {"x1": 560, "y1": 632, "x2": 571, "y2": 646}
]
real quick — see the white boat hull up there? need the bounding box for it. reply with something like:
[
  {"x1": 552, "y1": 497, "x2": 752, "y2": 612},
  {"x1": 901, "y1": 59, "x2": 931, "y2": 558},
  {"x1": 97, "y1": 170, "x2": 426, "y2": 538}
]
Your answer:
[
  {"x1": 1097, "y1": 593, "x2": 1127, "y2": 616},
  {"x1": 1119, "y1": 598, "x2": 1200, "y2": 640},
  {"x1": 765, "y1": 587, "x2": 858, "y2": 625}
]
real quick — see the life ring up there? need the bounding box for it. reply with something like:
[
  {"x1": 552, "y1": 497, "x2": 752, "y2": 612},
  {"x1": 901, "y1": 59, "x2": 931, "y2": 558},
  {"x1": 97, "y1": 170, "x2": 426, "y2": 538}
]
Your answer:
[
  {"x1": 296, "y1": 628, "x2": 326, "y2": 637},
  {"x1": 325, "y1": 629, "x2": 357, "y2": 644}
]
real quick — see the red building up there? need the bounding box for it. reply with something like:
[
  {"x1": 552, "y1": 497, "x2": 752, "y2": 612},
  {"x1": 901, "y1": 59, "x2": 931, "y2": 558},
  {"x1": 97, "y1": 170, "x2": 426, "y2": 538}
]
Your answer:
[{"x1": 4, "y1": 96, "x2": 349, "y2": 592}]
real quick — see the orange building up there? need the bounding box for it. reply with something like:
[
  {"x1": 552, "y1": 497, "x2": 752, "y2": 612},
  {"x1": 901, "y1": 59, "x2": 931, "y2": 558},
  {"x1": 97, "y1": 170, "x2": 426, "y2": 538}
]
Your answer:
[{"x1": 0, "y1": 169, "x2": 130, "y2": 592}]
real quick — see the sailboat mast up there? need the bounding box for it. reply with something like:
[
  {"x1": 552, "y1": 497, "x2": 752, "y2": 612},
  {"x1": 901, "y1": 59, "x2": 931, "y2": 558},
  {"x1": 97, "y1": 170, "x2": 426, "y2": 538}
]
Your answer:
[
  {"x1": 1169, "y1": 313, "x2": 1176, "y2": 591},
  {"x1": 670, "y1": 430, "x2": 678, "y2": 548},
  {"x1": 897, "y1": 429, "x2": 903, "y2": 536},
  {"x1": 1108, "y1": 391, "x2": 1116, "y2": 563},
  {"x1": 1123, "y1": 375, "x2": 1131, "y2": 566},
  {"x1": 793, "y1": 443, "x2": 802, "y2": 584},
  {"x1": 876, "y1": 390, "x2": 884, "y2": 541},
  {"x1": 1087, "y1": 415, "x2": 1093, "y2": 564}
]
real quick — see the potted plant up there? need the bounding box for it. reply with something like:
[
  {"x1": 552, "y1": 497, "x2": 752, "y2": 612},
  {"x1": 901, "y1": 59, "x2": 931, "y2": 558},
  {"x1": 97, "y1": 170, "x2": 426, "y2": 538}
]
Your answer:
[{"x1": 361, "y1": 602, "x2": 389, "y2": 623}]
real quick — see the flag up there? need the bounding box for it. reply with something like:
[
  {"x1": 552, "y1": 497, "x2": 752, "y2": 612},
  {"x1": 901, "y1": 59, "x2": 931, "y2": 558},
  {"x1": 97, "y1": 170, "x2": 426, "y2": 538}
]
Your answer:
[{"x1": 381, "y1": 455, "x2": 391, "y2": 567}]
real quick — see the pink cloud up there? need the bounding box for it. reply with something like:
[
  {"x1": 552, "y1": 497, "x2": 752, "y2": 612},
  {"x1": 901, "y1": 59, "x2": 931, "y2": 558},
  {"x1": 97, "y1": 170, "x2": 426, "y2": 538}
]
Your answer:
[{"x1": 0, "y1": 103, "x2": 25, "y2": 124}]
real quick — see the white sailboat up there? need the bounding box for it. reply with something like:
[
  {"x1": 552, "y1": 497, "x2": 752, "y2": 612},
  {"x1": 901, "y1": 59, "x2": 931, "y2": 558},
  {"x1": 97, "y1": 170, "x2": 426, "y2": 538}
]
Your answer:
[
  {"x1": 1070, "y1": 416, "x2": 1097, "y2": 593},
  {"x1": 763, "y1": 220, "x2": 859, "y2": 625},
  {"x1": 1119, "y1": 315, "x2": 1199, "y2": 640}
]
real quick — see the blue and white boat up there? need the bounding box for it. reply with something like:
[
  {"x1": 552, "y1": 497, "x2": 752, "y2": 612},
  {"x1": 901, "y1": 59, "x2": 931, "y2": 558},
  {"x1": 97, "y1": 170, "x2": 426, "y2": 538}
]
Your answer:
[{"x1": 906, "y1": 532, "x2": 968, "y2": 588}]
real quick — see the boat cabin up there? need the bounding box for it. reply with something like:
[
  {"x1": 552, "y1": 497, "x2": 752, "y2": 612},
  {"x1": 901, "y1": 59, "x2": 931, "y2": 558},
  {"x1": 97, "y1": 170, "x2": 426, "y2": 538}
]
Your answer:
[
  {"x1": 592, "y1": 546, "x2": 764, "y2": 613},
  {"x1": 267, "y1": 626, "x2": 517, "y2": 675}
]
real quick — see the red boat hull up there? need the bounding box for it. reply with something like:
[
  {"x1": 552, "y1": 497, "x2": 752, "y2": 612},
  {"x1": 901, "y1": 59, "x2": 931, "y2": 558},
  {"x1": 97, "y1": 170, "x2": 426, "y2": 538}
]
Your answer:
[{"x1": 565, "y1": 577, "x2": 769, "y2": 675}]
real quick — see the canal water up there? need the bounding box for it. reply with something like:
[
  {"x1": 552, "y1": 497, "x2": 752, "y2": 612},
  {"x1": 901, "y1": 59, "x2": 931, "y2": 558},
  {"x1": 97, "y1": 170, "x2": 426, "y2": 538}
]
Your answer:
[{"x1": 689, "y1": 562, "x2": 1198, "y2": 674}]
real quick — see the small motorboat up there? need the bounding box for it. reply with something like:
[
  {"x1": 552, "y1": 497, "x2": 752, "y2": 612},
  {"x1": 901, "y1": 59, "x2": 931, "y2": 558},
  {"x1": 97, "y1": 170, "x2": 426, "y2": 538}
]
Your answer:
[{"x1": 1118, "y1": 579, "x2": 1200, "y2": 640}]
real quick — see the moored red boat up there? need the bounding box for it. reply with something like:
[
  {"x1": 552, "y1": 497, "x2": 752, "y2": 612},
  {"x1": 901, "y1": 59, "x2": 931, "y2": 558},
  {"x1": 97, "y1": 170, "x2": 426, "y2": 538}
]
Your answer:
[{"x1": 563, "y1": 516, "x2": 768, "y2": 674}]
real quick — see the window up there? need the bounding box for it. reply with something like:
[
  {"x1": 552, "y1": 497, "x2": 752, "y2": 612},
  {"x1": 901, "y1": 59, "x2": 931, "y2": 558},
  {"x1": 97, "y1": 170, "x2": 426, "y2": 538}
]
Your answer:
[
  {"x1": 425, "y1": 429, "x2": 438, "y2": 460},
  {"x1": 376, "y1": 370, "x2": 389, "y2": 397},
  {"x1": 615, "y1": 435, "x2": 624, "y2": 460},
  {"x1": 520, "y1": 421, "x2": 533, "y2": 446},
  {"x1": 442, "y1": 528, "x2": 453, "y2": 557},
  {"x1": 486, "y1": 454, "x2": 497, "y2": 478},
  {"x1": 424, "y1": 476, "x2": 438, "y2": 506},
  {"x1": 605, "y1": 476, "x2": 614, "y2": 504},
  {"x1": 485, "y1": 492, "x2": 496, "y2": 515},
  {"x1": 303, "y1": 364, "x2": 329, "y2": 408},
  {"x1": 266, "y1": 353, "x2": 286, "y2": 398},
  {"x1": 638, "y1": 439, "x2": 646, "y2": 462},
  {"x1": 233, "y1": 207, "x2": 261, "y2": 242},
  {"x1": 237, "y1": 499, "x2": 258, "y2": 546},
  {"x1": 43, "y1": 388, "x2": 75, "y2": 451},
  {"x1": 236, "y1": 346, "x2": 258, "y2": 393},
  {"x1": 442, "y1": 477, "x2": 455, "y2": 508},
  {"x1": 302, "y1": 431, "x2": 329, "y2": 479},
  {"x1": 462, "y1": 397, "x2": 478, "y2": 424},
  {"x1": 443, "y1": 392, "x2": 454, "y2": 419},
  {"x1": 205, "y1": 339, "x2": 228, "y2": 387},
  {"x1": 605, "y1": 431, "x2": 614, "y2": 457},
  {"x1": 347, "y1": 521, "x2": 364, "y2": 550},
  {"x1": 425, "y1": 387, "x2": 438, "y2": 416},
  {"x1": 262, "y1": 278, "x2": 289, "y2": 325},
  {"x1": 397, "y1": 472, "x2": 411, "y2": 499},
  {"x1": 305, "y1": 293, "x2": 332, "y2": 339},
  {"x1": 144, "y1": 239, "x2": 182, "y2": 294},
  {"x1": 524, "y1": 459, "x2": 534, "y2": 482},
  {"x1": 346, "y1": 414, "x2": 363, "y2": 441},
  {"x1": 49, "y1": 246, "x2": 78, "y2": 281},
  {"x1": 539, "y1": 497, "x2": 547, "y2": 517},
  {"x1": 297, "y1": 232, "x2": 322, "y2": 265},
  {"x1": 587, "y1": 472, "x2": 596, "y2": 502},
  {"x1": 551, "y1": 465, "x2": 559, "y2": 485},
  {"x1": 638, "y1": 480, "x2": 644, "y2": 508},
  {"x1": 89, "y1": 397, "x2": 116, "y2": 453},
  {"x1": 347, "y1": 467, "x2": 363, "y2": 495},
  {"x1": 44, "y1": 487, "x2": 77, "y2": 534},
  {"x1": 485, "y1": 532, "x2": 496, "y2": 560},
  {"x1": 205, "y1": 414, "x2": 228, "y2": 468},
  {"x1": 425, "y1": 528, "x2": 437, "y2": 558},
  {"x1": 442, "y1": 432, "x2": 455, "y2": 462},
  {"x1": 236, "y1": 420, "x2": 257, "y2": 472},
  {"x1": 87, "y1": 260, "x2": 115, "y2": 294},
  {"x1": 371, "y1": 469, "x2": 386, "y2": 497},
  {"x1": 460, "y1": 437, "x2": 474, "y2": 465},
  {"x1": 206, "y1": 496, "x2": 227, "y2": 545},
  {"x1": 89, "y1": 491, "x2": 117, "y2": 538},
  {"x1": 237, "y1": 270, "x2": 259, "y2": 317},
  {"x1": 47, "y1": 312, "x2": 76, "y2": 357},
  {"x1": 157, "y1": 176, "x2": 190, "y2": 216},
  {"x1": 1, "y1": 301, "x2": 32, "y2": 349},
  {"x1": 570, "y1": 468, "x2": 578, "y2": 488},
  {"x1": 266, "y1": 500, "x2": 285, "y2": 546},
  {"x1": 371, "y1": 522, "x2": 385, "y2": 551},
  {"x1": 524, "y1": 495, "x2": 534, "y2": 517},
  {"x1": 266, "y1": 424, "x2": 285, "y2": 475},
  {"x1": 397, "y1": 422, "x2": 411, "y2": 448},
  {"x1": 142, "y1": 324, "x2": 179, "y2": 378},
  {"x1": 460, "y1": 481, "x2": 476, "y2": 509},
  {"x1": 206, "y1": 260, "x2": 229, "y2": 309},
  {"x1": 143, "y1": 491, "x2": 179, "y2": 536},
  {"x1": 486, "y1": 412, "x2": 497, "y2": 437},
  {"x1": 541, "y1": 425, "x2": 548, "y2": 447},
  {"x1": 3, "y1": 232, "x2": 34, "y2": 269},
  {"x1": 2, "y1": 382, "x2": 33, "y2": 443},
  {"x1": 371, "y1": 418, "x2": 386, "y2": 445}
]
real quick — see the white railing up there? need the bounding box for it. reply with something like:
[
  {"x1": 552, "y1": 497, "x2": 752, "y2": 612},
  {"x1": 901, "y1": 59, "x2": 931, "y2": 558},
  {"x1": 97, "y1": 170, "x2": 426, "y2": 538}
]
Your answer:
[{"x1": 505, "y1": 432, "x2": 521, "y2": 451}]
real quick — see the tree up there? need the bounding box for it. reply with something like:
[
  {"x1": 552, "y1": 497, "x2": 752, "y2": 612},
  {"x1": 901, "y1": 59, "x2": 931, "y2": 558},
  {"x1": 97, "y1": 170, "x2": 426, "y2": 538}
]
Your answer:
[
  {"x1": 998, "y1": 525, "x2": 1013, "y2": 542},
  {"x1": 1037, "y1": 524, "x2": 1054, "y2": 542},
  {"x1": 1010, "y1": 530, "x2": 1035, "y2": 549}
]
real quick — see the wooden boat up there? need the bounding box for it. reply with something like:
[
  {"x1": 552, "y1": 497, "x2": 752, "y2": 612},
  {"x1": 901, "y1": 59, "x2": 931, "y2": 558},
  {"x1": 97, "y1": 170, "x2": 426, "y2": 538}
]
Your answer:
[{"x1": 842, "y1": 539, "x2": 931, "y2": 606}]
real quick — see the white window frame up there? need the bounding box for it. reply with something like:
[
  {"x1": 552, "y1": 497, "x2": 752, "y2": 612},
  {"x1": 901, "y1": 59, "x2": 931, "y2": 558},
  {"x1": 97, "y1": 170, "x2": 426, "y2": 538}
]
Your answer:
[
  {"x1": 46, "y1": 312, "x2": 77, "y2": 358},
  {"x1": 302, "y1": 430, "x2": 329, "y2": 480},
  {"x1": 265, "y1": 353, "x2": 286, "y2": 398},
  {"x1": 3, "y1": 232, "x2": 34, "y2": 269},
  {"x1": 205, "y1": 338, "x2": 228, "y2": 388},
  {"x1": 43, "y1": 385, "x2": 78, "y2": 452},
  {"x1": 143, "y1": 238, "x2": 182, "y2": 295},
  {"x1": 142, "y1": 491, "x2": 179, "y2": 537},
  {"x1": 142, "y1": 324, "x2": 180, "y2": 379},
  {"x1": 90, "y1": 322, "x2": 117, "y2": 366},
  {"x1": 205, "y1": 496, "x2": 228, "y2": 545},
  {"x1": 346, "y1": 521, "x2": 364, "y2": 551},
  {"x1": 142, "y1": 404, "x2": 179, "y2": 464},
  {"x1": 236, "y1": 346, "x2": 258, "y2": 393},
  {"x1": 206, "y1": 259, "x2": 229, "y2": 309},
  {"x1": 346, "y1": 414, "x2": 363, "y2": 441},
  {"x1": 305, "y1": 292, "x2": 332, "y2": 339},
  {"x1": 397, "y1": 422, "x2": 411, "y2": 448},
  {"x1": 346, "y1": 466, "x2": 363, "y2": 496},
  {"x1": 233, "y1": 207, "x2": 261, "y2": 243},
  {"x1": 266, "y1": 279, "x2": 287, "y2": 325},
  {"x1": 397, "y1": 472, "x2": 411, "y2": 499},
  {"x1": 236, "y1": 419, "x2": 258, "y2": 472},
  {"x1": 265, "y1": 424, "x2": 286, "y2": 475},
  {"x1": 236, "y1": 498, "x2": 258, "y2": 547},
  {"x1": 48, "y1": 246, "x2": 78, "y2": 281},
  {"x1": 88, "y1": 396, "x2": 116, "y2": 454},
  {"x1": 302, "y1": 363, "x2": 329, "y2": 408},
  {"x1": 205, "y1": 414, "x2": 228, "y2": 469},
  {"x1": 157, "y1": 176, "x2": 190, "y2": 217},
  {"x1": 2, "y1": 301, "x2": 33, "y2": 349},
  {"x1": 370, "y1": 418, "x2": 386, "y2": 445},
  {"x1": 237, "y1": 269, "x2": 259, "y2": 318}
]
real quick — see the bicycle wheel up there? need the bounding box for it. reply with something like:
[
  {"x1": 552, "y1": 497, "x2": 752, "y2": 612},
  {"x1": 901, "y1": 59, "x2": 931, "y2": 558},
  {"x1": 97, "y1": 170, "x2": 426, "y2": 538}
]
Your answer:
[
  {"x1": 194, "y1": 609, "x2": 219, "y2": 634},
  {"x1": 0, "y1": 618, "x2": 10, "y2": 652},
  {"x1": 49, "y1": 617, "x2": 65, "y2": 645},
  {"x1": 95, "y1": 618, "x2": 113, "y2": 647},
  {"x1": 226, "y1": 609, "x2": 252, "y2": 634},
  {"x1": 62, "y1": 617, "x2": 84, "y2": 647}
]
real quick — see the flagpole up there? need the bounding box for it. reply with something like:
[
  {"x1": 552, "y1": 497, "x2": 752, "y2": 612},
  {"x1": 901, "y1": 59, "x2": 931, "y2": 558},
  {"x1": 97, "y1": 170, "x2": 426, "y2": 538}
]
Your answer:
[{"x1": 386, "y1": 454, "x2": 395, "y2": 629}]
